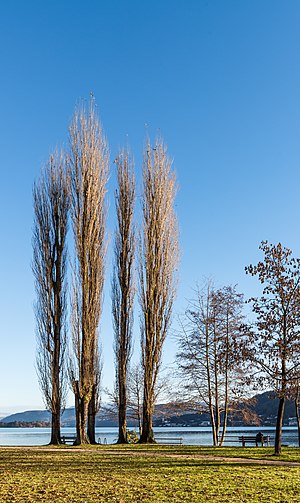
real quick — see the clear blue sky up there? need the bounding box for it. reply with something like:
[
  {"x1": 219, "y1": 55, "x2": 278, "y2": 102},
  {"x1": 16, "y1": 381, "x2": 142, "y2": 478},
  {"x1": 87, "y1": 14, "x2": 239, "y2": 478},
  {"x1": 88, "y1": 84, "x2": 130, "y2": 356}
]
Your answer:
[{"x1": 0, "y1": 0, "x2": 300, "y2": 413}]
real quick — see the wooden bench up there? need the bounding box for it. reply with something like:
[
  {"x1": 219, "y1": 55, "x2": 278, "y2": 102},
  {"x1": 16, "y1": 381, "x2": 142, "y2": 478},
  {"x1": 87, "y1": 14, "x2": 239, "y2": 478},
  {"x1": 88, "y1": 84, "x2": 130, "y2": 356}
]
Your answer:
[
  {"x1": 61, "y1": 435, "x2": 77, "y2": 445},
  {"x1": 238, "y1": 435, "x2": 270, "y2": 447},
  {"x1": 157, "y1": 437, "x2": 183, "y2": 446}
]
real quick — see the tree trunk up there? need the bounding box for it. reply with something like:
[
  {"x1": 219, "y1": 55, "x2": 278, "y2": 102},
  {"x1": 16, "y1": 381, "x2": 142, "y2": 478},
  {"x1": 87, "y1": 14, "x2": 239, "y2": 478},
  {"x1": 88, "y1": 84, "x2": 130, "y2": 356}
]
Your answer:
[
  {"x1": 49, "y1": 359, "x2": 61, "y2": 445},
  {"x1": 295, "y1": 398, "x2": 300, "y2": 447},
  {"x1": 275, "y1": 396, "x2": 285, "y2": 455},
  {"x1": 87, "y1": 387, "x2": 97, "y2": 444},
  {"x1": 139, "y1": 403, "x2": 155, "y2": 443},
  {"x1": 219, "y1": 401, "x2": 229, "y2": 447},
  {"x1": 275, "y1": 332, "x2": 287, "y2": 455},
  {"x1": 214, "y1": 401, "x2": 220, "y2": 445},
  {"x1": 74, "y1": 386, "x2": 89, "y2": 445},
  {"x1": 208, "y1": 402, "x2": 218, "y2": 446},
  {"x1": 206, "y1": 316, "x2": 217, "y2": 446},
  {"x1": 50, "y1": 410, "x2": 61, "y2": 445},
  {"x1": 137, "y1": 391, "x2": 142, "y2": 438},
  {"x1": 219, "y1": 327, "x2": 229, "y2": 447},
  {"x1": 139, "y1": 380, "x2": 155, "y2": 443},
  {"x1": 74, "y1": 391, "x2": 82, "y2": 445},
  {"x1": 213, "y1": 319, "x2": 220, "y2": 445},
  {"x1": 80, "y1": 397, "x2": 89, "y2": 444},
  {"x1": 117, "y1": 377, "x2": 128, "y2": 443}
]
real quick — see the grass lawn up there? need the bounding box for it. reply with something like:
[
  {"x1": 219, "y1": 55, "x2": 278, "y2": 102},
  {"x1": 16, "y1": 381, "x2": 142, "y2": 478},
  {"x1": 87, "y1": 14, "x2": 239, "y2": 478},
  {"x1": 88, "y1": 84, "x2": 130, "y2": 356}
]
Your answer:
[{"x1": 0, "y1": 445, "x2": 300, "y2": 502}]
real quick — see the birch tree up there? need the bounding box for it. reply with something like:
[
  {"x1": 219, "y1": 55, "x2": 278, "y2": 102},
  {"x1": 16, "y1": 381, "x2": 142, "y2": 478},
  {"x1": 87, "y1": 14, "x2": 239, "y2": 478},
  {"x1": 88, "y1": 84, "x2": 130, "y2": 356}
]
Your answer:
[
  {"x1": 112, "y1": 149, "x2": 135, "y2": 443},
  {"x1": 33, "y1": 152, "x2": 69, "y2": 445},
  {"x1": 69, "y1": 98, "x2": 109, "y2": 444},
  {"x1": 139, "y1": 138, "x2": 179, "y2": 443}
]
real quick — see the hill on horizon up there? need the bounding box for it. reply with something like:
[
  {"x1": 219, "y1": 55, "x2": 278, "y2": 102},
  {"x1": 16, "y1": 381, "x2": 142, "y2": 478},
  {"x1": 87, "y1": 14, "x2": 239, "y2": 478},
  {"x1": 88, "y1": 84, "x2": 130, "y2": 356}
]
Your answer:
[
  {"x1": 0, "y1": 408, "x2": 74, "y2": 424},
  {"x1": 1, "y1": 392, "x2": 298, "y2": 427}
]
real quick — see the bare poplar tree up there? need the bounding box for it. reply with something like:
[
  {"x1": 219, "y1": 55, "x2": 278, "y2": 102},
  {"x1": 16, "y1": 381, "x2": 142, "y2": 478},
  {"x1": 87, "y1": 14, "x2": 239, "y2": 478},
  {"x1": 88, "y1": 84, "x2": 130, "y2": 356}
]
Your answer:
[
  {"x1": 139, "y1": 138, "x2": 179, "y2": 443},
  {"x1": 33, "y1": 151, "x2": 69, "y2": 445},
  {"x1": 69, "y1": 98, "x2": 109, "y2": 444},
  {"x1": 112, "y1": 149, "x2": 135, "y2": 443}
]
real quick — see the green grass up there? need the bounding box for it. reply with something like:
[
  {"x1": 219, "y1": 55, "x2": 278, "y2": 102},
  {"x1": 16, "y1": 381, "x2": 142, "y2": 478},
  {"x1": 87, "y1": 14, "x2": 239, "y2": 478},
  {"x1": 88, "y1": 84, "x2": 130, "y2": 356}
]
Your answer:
[{"x1": 0, "y1": 445, "x2": 300, "y2": 502}]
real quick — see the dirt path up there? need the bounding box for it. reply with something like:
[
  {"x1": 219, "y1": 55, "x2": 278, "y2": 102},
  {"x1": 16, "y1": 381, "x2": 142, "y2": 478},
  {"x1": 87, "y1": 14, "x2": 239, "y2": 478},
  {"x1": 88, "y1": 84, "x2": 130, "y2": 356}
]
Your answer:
[{"x1": 2, "y1": 445, "x2": 300, "y2": 467}]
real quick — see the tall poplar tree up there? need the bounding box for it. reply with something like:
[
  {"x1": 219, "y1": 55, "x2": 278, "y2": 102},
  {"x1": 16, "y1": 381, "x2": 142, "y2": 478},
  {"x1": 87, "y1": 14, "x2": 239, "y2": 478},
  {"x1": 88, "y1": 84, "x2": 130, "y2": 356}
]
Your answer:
[
  {"x1": 139, "y1": 138, "x2": 179, "y2": 443},
  {"x1": 69, "y1": 98, "x2": 109, "y2": 444},
  {"x1": 112, "y1": 149, "x2": 135, "y2": 443},
  {"x1": 33, "y1": 152, "x2": 69, "y2": 445}
]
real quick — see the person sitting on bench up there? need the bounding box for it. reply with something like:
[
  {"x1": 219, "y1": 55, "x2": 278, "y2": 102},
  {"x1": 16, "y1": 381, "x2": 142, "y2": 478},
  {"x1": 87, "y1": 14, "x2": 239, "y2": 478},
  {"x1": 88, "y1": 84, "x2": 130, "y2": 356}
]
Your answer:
[{"x1": 255, "y1": 431, "x2": 264, "y2": 446}]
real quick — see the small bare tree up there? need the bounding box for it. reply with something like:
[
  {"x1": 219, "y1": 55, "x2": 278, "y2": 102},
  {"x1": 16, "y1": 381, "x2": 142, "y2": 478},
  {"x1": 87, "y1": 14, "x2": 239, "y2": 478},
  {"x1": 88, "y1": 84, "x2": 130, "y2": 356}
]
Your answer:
[
  {"x1": 112, "y1": 149, "x2": 135, "y2": 443},
  {"x1": 176, "y1": 281, "x2": 250, "y2": 446},
  {"x1": 69, "y1": 98, "x2": 109, "y2": 444},
  {"x1": 127, "y1": 363, "x2": 172, "y2": 437},
  {"x1": 139, "y1": 138, "x2": 179, "y2": 443},
  {"x1": 33, "y1": 152, "x2": 69, "y2": 445},
  {"x1": 127, "y1": 363, "x2": 144, "y2": 436}
]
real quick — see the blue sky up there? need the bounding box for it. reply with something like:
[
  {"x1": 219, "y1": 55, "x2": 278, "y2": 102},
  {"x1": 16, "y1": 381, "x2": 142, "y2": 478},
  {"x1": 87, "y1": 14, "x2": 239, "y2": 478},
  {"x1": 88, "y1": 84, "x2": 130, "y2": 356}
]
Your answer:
[{"x1": 0, "y1": 0, "x2": 300, "y2": 412}]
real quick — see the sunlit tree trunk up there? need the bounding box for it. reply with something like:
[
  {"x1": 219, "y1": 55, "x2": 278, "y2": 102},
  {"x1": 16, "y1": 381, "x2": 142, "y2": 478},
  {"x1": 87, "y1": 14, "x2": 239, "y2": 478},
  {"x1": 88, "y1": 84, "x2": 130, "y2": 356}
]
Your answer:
[{"x1": 275, "y1": 396, "x2": 285, "y2": 455}]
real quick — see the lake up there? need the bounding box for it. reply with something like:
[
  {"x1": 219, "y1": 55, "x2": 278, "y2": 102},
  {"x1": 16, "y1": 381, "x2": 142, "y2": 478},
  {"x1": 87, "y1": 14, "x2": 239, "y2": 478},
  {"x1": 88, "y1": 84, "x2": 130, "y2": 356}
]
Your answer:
[{"x1": 0, "y1": 426, "x2": 299, "y2": 446}]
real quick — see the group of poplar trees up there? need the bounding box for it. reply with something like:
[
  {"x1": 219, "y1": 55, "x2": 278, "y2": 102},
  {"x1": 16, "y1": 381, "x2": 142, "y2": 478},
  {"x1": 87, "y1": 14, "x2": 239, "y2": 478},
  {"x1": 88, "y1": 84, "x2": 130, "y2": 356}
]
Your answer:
[
  {"x1": 33, "y1": 100, "x2": 300, "y2": 457},
  {"x1": 32, "y1": 98, "x2": 178, "y2": 445}
]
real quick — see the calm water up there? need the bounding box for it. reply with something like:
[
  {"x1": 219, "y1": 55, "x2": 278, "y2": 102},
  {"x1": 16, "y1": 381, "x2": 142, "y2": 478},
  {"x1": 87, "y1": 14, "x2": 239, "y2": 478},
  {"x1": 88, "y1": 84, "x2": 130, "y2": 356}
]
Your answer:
[{"x1": 0, "y1": 426, "x2": 299, "y2": 446}]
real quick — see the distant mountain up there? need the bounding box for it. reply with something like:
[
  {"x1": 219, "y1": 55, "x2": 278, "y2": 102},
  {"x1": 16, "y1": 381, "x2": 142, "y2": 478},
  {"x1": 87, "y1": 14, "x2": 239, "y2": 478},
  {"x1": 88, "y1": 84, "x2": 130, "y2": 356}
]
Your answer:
[
  {"x1": 155, "y1": 392, "x2": 298, "y2": 427},
  {"x1": 1, "y1": 408, "x2": 71, "y2": 425},
  {"x1": 0, "y1": 407, "x2": 117, "y2": 427},
  {"x1": 1, "y1": 410, "x2": 51, "y2": 423},
  {"x1": 250, "y1": 391, "x2": 296, "y2": 424},
  {"x1": 1, "y1": 392, "x2": 298, "y2": 427}
]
